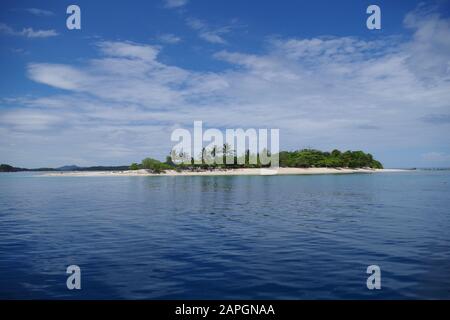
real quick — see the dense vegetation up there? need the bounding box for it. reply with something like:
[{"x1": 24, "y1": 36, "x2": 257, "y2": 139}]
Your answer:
[
  {"x1": 140, "y1": 158, "x2": 173, "y2": 173},
  {"x1": 279, "y1": 149, "x2": 383, "y2": 169},
  {"x1": 129, "y1": 148, "x2": 383, "y2": 173}
]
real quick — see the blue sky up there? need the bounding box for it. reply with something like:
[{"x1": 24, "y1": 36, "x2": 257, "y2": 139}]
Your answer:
[{"x1": 0, "y1": 0, "x2": 449, "y2": 168}]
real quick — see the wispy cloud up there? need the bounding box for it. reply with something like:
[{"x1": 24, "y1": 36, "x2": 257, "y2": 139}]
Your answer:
[
  {"x1": 23, "y1": 8, "x2": 54, "y2": 16},
  {"x1": 0, "y1": 110, "x2": 63, "y2": 131},
  {"x1": 164, "y1": 0, "x2": 189, "y2": 9},
  {"x1": 157, "y1": 33, "x2": 182, "y2": 44},
  {"x1": 11, "y1": 7, "x2": 54, "y2": 16},
  {"x1": 97, "y1": 41, "x2": 160, "y2": 61},
  {"x1": 27, "y1": 63, "x2": 87, "y2": 90},
  {"x1": 186, "y1": 18, "x2": 231, "y2": 44},
  {"x1": 0, "y1": 23, "x2": 58, "y2": 38},
  {"x1": 10, "y1": 48, "x2": 29, "y2": 55},
  {"x1": 403, "y1": 5, "x2": 450, "y2": 83}
]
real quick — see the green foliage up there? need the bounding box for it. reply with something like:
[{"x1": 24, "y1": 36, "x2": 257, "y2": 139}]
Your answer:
[
  {"x1": 370, "y1": 160, "x2": 383, "y2": 169},
  {"x1": 165, "y1": 156, "x2": 175, "y2": 167},
  {"x1": 141, "y1": 157, "x2": 172, "y2": 173},
  {"x1": 278, "y1": 149, "x2": 383, "y2": 169},
  {"x1": 129, "y1": 163, "x2": 140, "y2": 170},
  {"x1": 134, "y1": 148, "x2": 382, "y2": 173}
]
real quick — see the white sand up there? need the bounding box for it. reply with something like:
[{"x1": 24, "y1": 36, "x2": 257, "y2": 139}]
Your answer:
[{"x1": 43, "y1": 168, "x2": 407, "y2": 177}]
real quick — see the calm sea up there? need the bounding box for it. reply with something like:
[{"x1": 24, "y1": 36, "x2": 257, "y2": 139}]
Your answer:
[{"x1": 0, "y1": 171, "x2": 449, "y2": 299}]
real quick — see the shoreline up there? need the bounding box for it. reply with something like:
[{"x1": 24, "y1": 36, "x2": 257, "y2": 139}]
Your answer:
[{"x1": 42, "y1": 168, "x2": 407, "y2": 177}]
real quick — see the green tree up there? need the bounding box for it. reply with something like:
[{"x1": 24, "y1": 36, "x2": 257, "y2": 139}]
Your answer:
[
  {"x1": 331, "y1": 149, "x2": 341, "y2": 157},
  {"x1": 222, "y1": 143, "x2": 234, "y2": 166},
  {"x1": 165, "y1": 155, "x2": 175, "y2": 167},
  {"x1": 141, "y1": 157, "x2": 171, "y2": 173},
  {"x1": 129, "y1": 163, "x2": 139, "y2": 170}
]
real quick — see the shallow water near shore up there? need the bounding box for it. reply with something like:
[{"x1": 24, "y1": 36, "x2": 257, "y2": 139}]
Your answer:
[{"x1": 0, "y1": 171, "x2": 449, "y2": 299}]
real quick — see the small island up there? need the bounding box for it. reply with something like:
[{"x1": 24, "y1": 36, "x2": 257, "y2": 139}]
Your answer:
[
  {"x1": 129, "y1": 147, "x2": 384, "y2": 173},
  {"x1": 0, "y1": 148, "x2": 405, "y2": 177}
]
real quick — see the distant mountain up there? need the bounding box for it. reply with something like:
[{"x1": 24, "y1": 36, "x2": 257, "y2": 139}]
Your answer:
[{"x1": 0, "y1": 163, "x2": 129, "y2": 172}]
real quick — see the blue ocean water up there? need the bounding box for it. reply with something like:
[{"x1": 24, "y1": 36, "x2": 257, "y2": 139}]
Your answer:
[{"x1": 0, "y1": 171, "x2": 449, "y2": 299}]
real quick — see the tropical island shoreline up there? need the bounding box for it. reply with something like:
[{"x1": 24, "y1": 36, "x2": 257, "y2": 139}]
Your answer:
[
  {"x1": 42, "y1": 167, "x2": 407, "y2": 177},
  {"x1": 2, "y1": 148, "x2": 413, "y2": 176}
]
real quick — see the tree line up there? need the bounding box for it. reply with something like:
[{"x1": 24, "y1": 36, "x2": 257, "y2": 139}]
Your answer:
[{"x1": 131, "y1": 146, "x2": 383, "y2": 173}]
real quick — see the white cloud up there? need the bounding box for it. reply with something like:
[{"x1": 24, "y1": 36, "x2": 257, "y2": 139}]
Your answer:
[
  {"x1": 186, "y1": 18, "x2": 230, "y2": 44},
  {"x1": 0, "y1": 110, "x2": 63, "y2": 131},
  {"x1": 0, "y1": 23, "x2": 58, "y2": 38},
  {"x1": 97, "y1": 41, "x2": 160, "y2": 61},
  {"x1": 24, "y1": 8, "x2": 54, "y2": 16},
  {"x1": 164, "y1": 0, "x2": 189, "y2": 9},
  {"x1": 403, "y1": 7, "x2": 450, "y2": 83},
  {"x1": 199, "y1": 32, "x2": 227, "y2": 44},
  {"x1": 186, "y1": 18, "x2": 205, "y2": 30},
  {"x1": 27, "y1": 64, "x2": 87, "y2": 90},
  {"x1": 26, "y1": 42, "x2": 190, "y2": 106},
  {"x1": 157, "y1": 33, "x2": 182, "y2": 44}
]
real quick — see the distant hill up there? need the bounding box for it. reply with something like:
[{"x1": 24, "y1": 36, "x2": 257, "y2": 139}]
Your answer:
[
  {"x1": 0, "y1": 164, "x2": 129, "y2": 172},
  {"x1": 0, "y1": 164, "x2": 26, "y2": 172}
]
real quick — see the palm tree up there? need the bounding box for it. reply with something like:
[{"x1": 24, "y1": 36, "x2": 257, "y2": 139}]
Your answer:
[
  {"x1": 201, "y1": 147, "x2": 206, "y2": 165},
  {"x1": 211, "y1": 146, "x2": 218, "y2": 167},
  {"x1": 222, "y1": 143, "x2": 233, "y2": 166}
]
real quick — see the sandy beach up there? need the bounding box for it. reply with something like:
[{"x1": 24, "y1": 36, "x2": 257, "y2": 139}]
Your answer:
[{"x1": 43, "y1": 168, "x2": 407, "y2": 177}]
